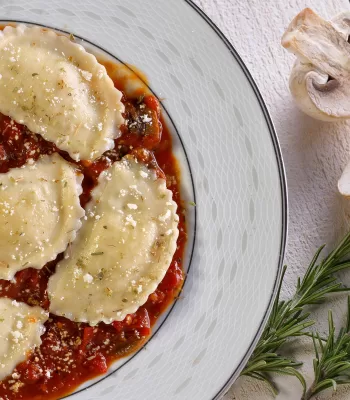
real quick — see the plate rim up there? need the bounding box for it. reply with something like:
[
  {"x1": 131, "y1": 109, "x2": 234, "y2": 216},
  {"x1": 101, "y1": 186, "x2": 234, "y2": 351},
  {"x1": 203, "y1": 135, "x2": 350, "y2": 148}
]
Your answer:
[{"x1": 182, "y1": 1, "x2": 288, "y2": 398}]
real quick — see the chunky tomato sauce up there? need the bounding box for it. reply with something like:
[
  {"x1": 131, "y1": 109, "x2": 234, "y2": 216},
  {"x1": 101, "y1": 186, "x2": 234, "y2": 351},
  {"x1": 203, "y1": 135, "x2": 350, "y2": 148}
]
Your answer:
[{"x1": 0, "y1": 62, "x2": 186, "y2": 399}]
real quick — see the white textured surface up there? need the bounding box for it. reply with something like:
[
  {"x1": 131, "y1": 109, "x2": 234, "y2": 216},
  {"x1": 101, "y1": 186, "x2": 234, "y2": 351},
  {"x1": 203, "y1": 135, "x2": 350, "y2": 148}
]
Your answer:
[{"x1": 192, "y1": 0, "x2": 350, "y2": 399}]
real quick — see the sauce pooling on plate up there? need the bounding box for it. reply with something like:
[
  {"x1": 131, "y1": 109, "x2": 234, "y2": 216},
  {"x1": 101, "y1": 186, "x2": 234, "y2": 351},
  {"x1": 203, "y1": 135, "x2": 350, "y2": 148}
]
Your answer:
[{"x1": 0, "y1": 49, "x2": 187, "y2": 399}]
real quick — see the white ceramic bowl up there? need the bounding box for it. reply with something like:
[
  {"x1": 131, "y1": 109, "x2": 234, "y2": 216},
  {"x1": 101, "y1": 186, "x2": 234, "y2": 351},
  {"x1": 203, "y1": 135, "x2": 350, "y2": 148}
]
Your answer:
[{"x1": 0, "y1": 1, "x2": 287, "y2": 399}]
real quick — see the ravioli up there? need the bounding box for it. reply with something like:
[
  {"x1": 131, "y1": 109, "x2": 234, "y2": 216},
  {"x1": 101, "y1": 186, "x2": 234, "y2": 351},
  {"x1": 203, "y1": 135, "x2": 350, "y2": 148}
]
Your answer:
[
  {"x1": 0, "y1": 24, "x2": 124, "y2": 161},
  {"x1": 48, "y1": 157, "x2": 179, "y2": 325},
  {"x1": 0, "y1": 298, "x2": 48, "y2": 380},
  {"x1": 0, "y1": 154, "x2": 85, "y2": 280}
]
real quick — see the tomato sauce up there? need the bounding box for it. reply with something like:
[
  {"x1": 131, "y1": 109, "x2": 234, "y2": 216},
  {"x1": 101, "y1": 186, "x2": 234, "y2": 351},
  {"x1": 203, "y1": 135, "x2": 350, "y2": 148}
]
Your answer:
[{"x1": 0, "y1": 63, "x2": 186, "y2": 399}]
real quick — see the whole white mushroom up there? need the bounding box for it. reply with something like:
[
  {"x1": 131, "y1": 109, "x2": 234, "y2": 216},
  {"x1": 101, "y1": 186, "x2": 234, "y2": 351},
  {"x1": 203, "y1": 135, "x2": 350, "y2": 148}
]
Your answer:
[
  {"x1": 282, "y1": 8, "x2": 350, "y2": 122},
  {"x1": 282, "y1": 8, "x2": 350, "y2": 197}
]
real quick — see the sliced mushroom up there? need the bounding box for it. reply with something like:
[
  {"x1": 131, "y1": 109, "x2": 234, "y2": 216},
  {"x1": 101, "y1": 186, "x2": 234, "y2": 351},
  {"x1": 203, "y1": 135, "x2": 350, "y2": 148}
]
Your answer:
[
  {"x1": 338, "y1": 161, "x2": 350, "y2": 197},
  {"x1": 281, "y1": 8, "x2": 350, "y2": 121}
]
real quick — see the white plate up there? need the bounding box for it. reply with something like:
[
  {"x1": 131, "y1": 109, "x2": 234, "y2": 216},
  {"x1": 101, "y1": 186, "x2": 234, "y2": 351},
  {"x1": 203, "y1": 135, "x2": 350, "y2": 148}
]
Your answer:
[{"x1": 0, "y1": 1, "x2": 287, "y2": 399}]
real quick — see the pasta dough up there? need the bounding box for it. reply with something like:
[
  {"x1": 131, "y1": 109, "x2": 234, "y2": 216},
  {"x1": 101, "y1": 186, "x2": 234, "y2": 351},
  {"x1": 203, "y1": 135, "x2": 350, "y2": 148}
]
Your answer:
[
  {"x1": 0, "y1": 298, "x2": 48, "y2": 380},
  {"x1": 0, "y1": 153, "x2": 85, "y2": 280},
  {"x1": 48, "y1": 157, "x2": 179, "y2": 325},
  {"x1": 0, "y1": 24, "x2": 124, "y2": 161}
]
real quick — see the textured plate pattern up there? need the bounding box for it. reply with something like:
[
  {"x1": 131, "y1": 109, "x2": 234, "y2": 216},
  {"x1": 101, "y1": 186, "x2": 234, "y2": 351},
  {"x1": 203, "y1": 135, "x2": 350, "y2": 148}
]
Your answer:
[{"x1": 0, "y1": 1, "x2": 286, "y2": 399}]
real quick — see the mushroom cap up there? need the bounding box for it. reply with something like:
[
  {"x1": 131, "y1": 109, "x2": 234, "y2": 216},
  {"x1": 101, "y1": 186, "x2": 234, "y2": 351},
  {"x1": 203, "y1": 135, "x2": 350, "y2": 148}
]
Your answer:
[{"x1": 282, "y1": 9, "x2": 350, "y2": 121}]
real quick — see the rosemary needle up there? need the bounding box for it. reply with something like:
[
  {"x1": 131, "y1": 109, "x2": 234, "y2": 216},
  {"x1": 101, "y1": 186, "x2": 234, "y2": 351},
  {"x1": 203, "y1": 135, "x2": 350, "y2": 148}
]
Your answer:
[
  {"x1": 304, "y1": 296, "x2": 350, "y2": 400},
  {"x1": 241, "y1": 231, "x2": 350, "y2": 394}
]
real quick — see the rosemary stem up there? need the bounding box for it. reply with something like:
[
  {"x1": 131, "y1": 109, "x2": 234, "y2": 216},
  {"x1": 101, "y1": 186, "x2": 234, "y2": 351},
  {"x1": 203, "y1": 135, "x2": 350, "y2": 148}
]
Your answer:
[
  {"x1": 302, "y1": 384, "x2": 315, "y2": 400},
  {"x1": 303, "y1": 333, "x2": 327, "y2": 342}
]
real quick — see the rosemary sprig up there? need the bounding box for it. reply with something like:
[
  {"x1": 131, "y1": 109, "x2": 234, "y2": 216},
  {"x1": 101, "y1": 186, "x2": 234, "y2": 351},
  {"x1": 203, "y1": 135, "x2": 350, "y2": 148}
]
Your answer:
[
  {"x1": 241, "y1": 265, "x2": 310, "y2": 394},
  {"x1": 241, "y1": 231, "x2": 350, "y2": 393},
  {"x1": 304, "y1": 297, "x2": 350, "y2": 400}
]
